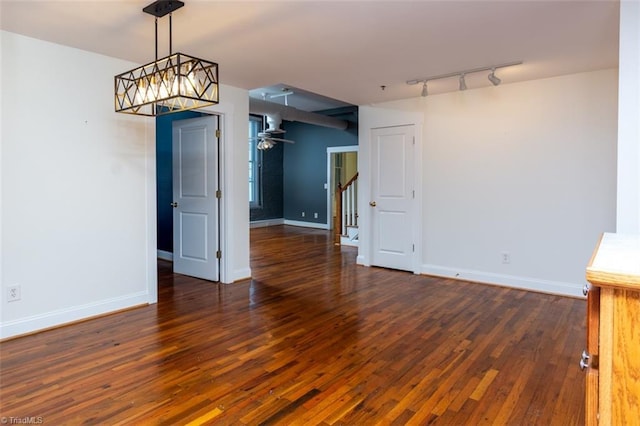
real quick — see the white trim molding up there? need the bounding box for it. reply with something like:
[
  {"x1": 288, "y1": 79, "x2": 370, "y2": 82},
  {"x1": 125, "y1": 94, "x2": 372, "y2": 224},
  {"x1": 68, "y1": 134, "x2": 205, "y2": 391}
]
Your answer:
[
  {"x1": 157, "y1": 250, "x2": 173, "y2": 261},
  {"x1": 250, "y1": 219, "x2": 285, "y2": 228},
  {"x1": 421, "y1": 264, "x2": 584, "y2": 298},
  {"x1": 0, "y1": 292, "x2": 150, "y2": 340},
  {"x1": 284, "y1": 219, "x2": 330, "y2": 230},
  {"x1": 231, "y1": 267, "x2": 252, "y2": 283}
]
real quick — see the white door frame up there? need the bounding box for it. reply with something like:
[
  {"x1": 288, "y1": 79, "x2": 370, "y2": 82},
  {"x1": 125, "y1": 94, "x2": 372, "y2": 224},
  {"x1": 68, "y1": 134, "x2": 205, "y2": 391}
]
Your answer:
[
  {"x1": 326, "y1": 145, "x2": 359, "y2": 229},
  {"x1": 172, "y1": 115, "x2": 220, "y2": 281},
  {"x1": 192, "y1": 104, "x2": 234, "y2": 283},
  {"x1": 357, "y1": 106, "x2": 423, "y2": 273}
]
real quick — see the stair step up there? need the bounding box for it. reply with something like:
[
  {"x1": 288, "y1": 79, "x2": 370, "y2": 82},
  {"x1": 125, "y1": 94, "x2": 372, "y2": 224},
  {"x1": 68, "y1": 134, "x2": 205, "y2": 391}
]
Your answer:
[
  {"x1": 340, "y1": 235, "x2": 358, "y2": 247},
  {"x1": 346, "y1": 226, "x2": 359, "y2": 241}
]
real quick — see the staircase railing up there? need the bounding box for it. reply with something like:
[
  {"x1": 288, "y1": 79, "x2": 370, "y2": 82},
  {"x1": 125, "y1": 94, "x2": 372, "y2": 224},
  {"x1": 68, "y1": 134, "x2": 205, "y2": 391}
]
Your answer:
[{"x1": 334, "y1": 172, "x2": 358, "y2": 245}]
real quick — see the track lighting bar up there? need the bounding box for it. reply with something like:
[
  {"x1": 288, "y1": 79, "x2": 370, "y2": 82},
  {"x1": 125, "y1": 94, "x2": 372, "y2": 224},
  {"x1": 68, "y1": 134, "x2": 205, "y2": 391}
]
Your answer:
[{"x1": 406, "y1": 61, "x2": 522, "y2": 86}]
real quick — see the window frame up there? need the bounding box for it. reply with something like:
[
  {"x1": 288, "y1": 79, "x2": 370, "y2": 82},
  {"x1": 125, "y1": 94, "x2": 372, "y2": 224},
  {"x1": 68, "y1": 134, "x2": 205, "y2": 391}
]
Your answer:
[{"x1": 249, "y1": 114, "x2": 263, "y2": 208}]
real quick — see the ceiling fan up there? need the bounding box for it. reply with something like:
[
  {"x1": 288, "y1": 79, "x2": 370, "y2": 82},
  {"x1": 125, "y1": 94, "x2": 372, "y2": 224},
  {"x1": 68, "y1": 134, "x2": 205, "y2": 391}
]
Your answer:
[
  {"x1": 250, "y1": 113, "x2": 295, "y2": 150},
  {"x1": 254, "y1": 134, "x2": 295, "y2": 150}
]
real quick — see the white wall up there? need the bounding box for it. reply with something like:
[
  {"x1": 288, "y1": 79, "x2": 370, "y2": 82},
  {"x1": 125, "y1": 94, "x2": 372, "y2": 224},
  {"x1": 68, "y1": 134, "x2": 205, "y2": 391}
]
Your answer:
[
  {"x1": 201, "y1": 85, "x2": 251, "y2": 283},
  {"x1": 617, "y1": 1, "x2": 640, "y2": 233},
  {"x1": 360, "y1": 70, "x2": 618, "y2": 297},
  {"x1": 0, "y1": 32, "x2": 157, "y2": 338},
  {"x1": 0, "y1": 31, "x2": 4, "y2": 325}
]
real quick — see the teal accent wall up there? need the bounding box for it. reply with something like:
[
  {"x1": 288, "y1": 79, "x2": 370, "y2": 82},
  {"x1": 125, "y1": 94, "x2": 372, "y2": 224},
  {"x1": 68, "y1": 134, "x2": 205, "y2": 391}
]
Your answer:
[
  {"x1": 156, "y1": 110, "x2": 205, "y2": 253},
  {"x1": 283, "y1": 107, "x2": 358, "y2": 224}
]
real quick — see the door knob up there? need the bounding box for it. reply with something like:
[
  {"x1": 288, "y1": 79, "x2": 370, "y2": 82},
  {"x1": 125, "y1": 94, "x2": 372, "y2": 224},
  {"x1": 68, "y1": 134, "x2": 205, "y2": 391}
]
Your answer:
[
  {"x1": 369, "y1": 201, "x2": 377, "y2": 207},
  {"x1": 170, "y1": 202, "x2": 178, "y2": 208}
]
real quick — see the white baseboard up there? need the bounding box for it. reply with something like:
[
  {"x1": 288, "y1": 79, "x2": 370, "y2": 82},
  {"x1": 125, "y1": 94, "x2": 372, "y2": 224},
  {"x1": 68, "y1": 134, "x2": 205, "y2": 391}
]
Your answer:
[
  {"x1": 157, "y1": 250, "x2": 173, "y2": 261},
  {"x1": 0, "y1": 292, "x2": 150, "y2": 340},
  {"x1": 250, "y1": 219, "x2": 285, "y2": 228},
  {"x1": 283, "y1": 219, "x2": 330, "y2": 230},
  {"x1": 251, "y1": 219, "x2": 330, "y2": 231},
  {"x1": 421, "y1": 264, "x2": 583, "y2": 298},
  {"x1": 226, "y1": 267, "x2": 252, "y2": 284}
]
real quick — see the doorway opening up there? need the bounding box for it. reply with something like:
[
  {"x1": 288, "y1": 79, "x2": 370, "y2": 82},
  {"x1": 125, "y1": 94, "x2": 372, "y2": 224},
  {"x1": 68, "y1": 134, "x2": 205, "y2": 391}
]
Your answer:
[
  {"x1": 327, "y1": 146, "x2": 359, "y2": 246},
  {"x1": 156, "y1": 111, "x2": 222, "y2": 282}
]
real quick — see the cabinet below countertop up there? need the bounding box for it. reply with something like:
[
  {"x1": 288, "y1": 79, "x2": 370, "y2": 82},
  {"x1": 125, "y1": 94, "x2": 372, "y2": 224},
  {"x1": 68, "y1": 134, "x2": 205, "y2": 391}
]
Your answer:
[{"x1": 584, "y1": 233, "x2": 640, "y2": 425}]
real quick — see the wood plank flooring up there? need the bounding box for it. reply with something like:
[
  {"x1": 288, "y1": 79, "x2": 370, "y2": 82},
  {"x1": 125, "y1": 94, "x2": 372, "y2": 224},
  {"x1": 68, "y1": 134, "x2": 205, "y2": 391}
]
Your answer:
[{"x1": 0, "y1": 225, "x2": 585, "y2": 424}]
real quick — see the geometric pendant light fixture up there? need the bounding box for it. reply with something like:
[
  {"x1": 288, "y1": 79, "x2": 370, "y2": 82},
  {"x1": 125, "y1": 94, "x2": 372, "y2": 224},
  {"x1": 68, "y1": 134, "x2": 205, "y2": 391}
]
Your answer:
[{"x1": 114, "y1": 0, "x2": 219, "y2": 116}]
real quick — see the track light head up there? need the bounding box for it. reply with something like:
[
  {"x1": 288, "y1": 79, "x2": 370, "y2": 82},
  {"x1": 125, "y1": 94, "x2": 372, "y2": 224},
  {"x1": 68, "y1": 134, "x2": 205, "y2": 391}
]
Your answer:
[
  {"x1": 459, "y1": 74, "x2": 467, "y2": 91},
  {"x1": 488, "y1": 69, "x2": 501, "y2": 86},
  {"x1": 421, "y1": 82, "x2": 428, "y2": 97}
]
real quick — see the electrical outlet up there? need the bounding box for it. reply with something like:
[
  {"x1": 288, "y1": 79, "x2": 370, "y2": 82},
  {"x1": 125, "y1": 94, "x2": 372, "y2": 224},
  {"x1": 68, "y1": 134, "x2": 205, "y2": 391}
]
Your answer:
[
  {"x1": 7, "y1": 285, "x2": 21, "y2": 302},
  {"x1": 501, "y1": 252, "x2": 511, "y2": 264},
  {"x1": 301, "y1": 212, "x2": 305, "y2": 217},
  {"x1": 314, "y1": 212, "x2": 318, "y2": 219}
]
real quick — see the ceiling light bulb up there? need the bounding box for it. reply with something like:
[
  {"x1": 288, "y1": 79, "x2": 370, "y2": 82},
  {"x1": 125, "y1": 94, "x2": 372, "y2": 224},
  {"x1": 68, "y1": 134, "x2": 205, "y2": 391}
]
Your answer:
[
  {"x1": 488, "y1": 69, "x2": 501, "y2": 86},
  {"x1": 421, "y1": 82, "x2": 428, "y2": 97},
  {"x1": 459, "y1": 74, "x2": 467, "y2": 91}
]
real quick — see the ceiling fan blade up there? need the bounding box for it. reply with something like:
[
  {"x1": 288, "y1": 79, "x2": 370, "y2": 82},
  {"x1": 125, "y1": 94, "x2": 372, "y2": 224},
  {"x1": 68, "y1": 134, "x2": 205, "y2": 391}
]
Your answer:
[
  {"x1": 267, "y1": 137, "x2": 295, "y2": 144},
  {"x1": 258, "y1": 130, "x2": 286, "y2": 137},
  {"x1": 250, "y1": 136, "x2": 294, "y2": 143}
]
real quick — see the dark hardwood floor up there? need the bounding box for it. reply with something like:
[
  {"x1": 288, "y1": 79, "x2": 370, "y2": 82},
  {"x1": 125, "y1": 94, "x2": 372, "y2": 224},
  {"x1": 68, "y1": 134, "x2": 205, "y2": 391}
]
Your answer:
[{"x1": 0, "y1": 225, "x2": 585, "y2": 424}]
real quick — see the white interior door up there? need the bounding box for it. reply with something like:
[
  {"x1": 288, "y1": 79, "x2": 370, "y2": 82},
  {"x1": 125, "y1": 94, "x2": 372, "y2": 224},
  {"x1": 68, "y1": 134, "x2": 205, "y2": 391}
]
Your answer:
[
  {"x1": 172, "y1": 115, "x2": 219, "y2": 281},
  {"x1": 370, "y1": 125, "x2": 415, "y2": 271}
]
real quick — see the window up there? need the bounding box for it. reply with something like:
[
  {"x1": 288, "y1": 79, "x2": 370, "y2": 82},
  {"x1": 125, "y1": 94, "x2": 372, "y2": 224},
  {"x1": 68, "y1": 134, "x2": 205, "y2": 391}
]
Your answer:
[{"x1": 249, "y1": 115, "x2": 262, "y2": 207}]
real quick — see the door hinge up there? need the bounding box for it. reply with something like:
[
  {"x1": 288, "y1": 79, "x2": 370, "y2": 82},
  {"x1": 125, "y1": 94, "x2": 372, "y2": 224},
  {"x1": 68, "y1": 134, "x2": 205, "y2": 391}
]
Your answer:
[
  {"x1": 412, "y1": 190, "x2": 415, "y2": 199},
  {"x1": 412, "y1": 244, "x2": 415, "y2": 252},
  {"x1": 413, "y1": 136, "x2": 415, "y2": 145},
  {"x1": 216, "y1": 250, "x2": 222, "y2": 259},
  {"x1": 216, "y1": 190, "x2": 222, "y2": 199},
  {"x1": 216, "y1": 129, "x2": 221, "y2": 138}
]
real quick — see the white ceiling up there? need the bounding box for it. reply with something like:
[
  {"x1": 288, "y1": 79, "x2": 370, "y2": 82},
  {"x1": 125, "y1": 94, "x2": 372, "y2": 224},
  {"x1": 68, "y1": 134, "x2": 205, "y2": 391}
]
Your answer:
[{"x1": 0, "y1": 0, "x2": 620, "y2": 109}]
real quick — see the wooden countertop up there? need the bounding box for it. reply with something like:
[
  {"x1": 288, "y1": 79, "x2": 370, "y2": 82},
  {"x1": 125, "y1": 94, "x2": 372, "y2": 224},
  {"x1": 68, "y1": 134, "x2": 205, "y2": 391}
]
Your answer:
[{"x1": 586, "y1": 233, "x2": 640, "y2": 290}]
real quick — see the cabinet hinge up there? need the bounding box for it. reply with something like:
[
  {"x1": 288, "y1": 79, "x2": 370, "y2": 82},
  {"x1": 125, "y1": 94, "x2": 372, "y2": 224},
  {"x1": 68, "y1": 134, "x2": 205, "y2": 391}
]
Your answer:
[
  {"x1": 216, "y1": 190, "x2": 222, "y2": 199},
  {"x1": 216, "y1": 250, "x2": 222, "y2": 259},
  {"x1": 216, "y1": 129, "x2": 221, "y2": 138}
]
